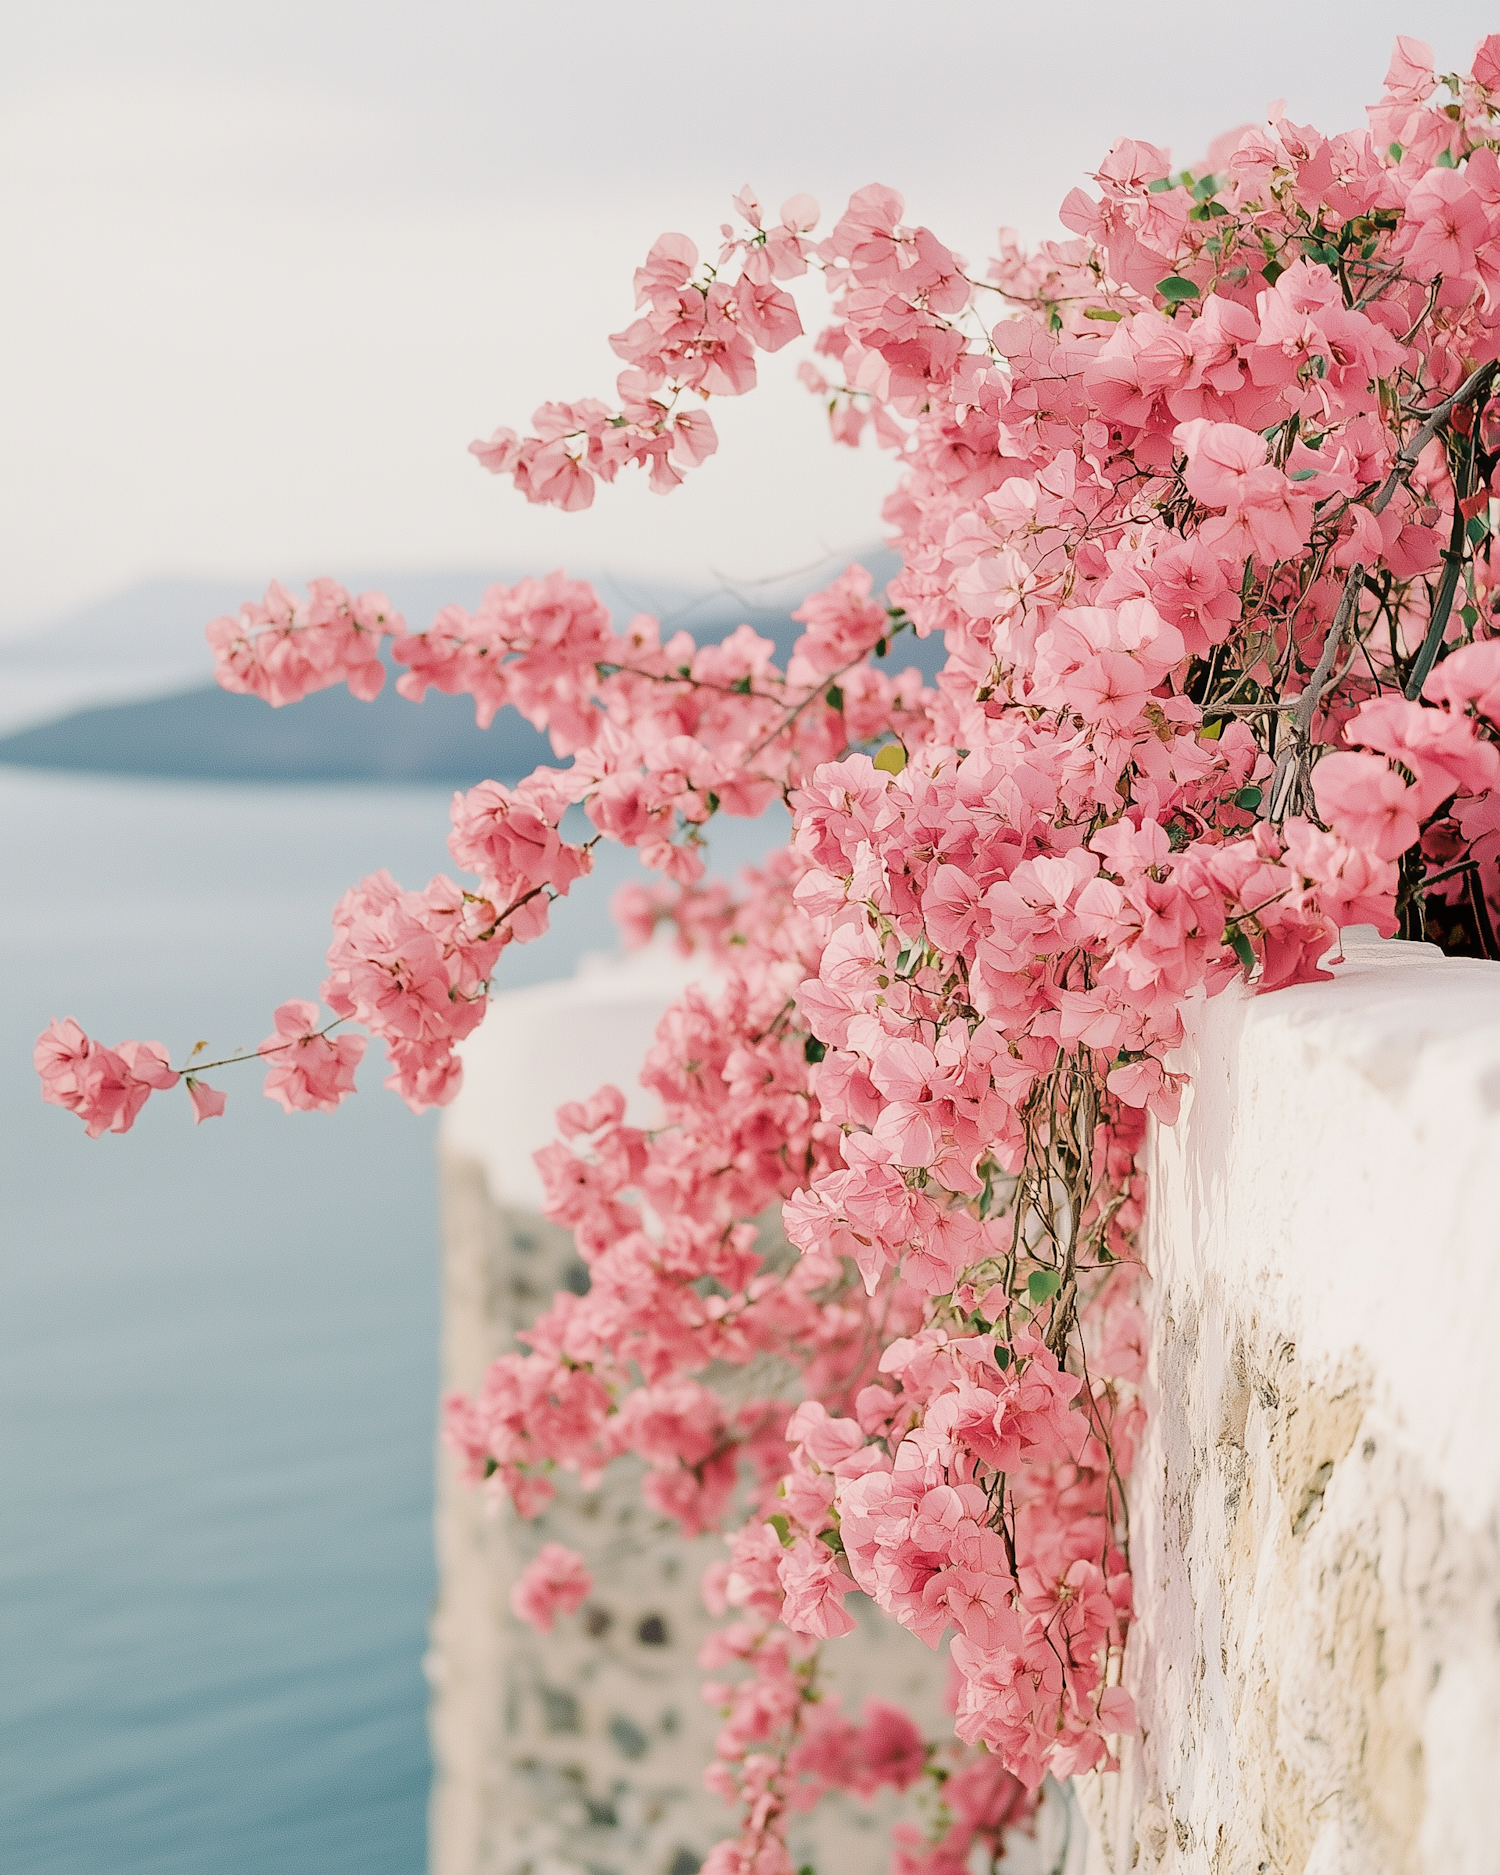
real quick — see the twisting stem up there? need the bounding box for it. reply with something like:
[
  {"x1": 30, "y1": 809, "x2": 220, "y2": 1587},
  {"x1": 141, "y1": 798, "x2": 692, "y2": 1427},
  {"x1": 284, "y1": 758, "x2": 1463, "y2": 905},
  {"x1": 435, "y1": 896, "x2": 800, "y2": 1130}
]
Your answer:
[
  {"x1": 1268, "y1": 562, "x2": 1367, "y2": 822},
  {"x1": 1405, "y1": 543, "x2": 1468, "y2": 700},
  {"x1": 741, "y1": 618, "x2": 911, "y2": 763},
  {"x1": 1369, "y1": 358, "x2": 1497, "y2": 517},
  {"x1": 1045, "y1": 1058, "x2": 1096, "y2": 1362},
  {"x1": 1418, "y1": 856, "x2": 1480, "y2": 894},
  {"x1": 1468, "y1": 867, "x2": 1499, "y2": 959},
  {"x1": 1404, "y1": 419, "x2": 1478, "y2": 699}
]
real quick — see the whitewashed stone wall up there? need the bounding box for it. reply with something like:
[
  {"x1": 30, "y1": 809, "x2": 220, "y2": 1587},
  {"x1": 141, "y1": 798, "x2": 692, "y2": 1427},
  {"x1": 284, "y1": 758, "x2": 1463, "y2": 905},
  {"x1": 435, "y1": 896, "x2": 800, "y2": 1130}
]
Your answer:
[
  {"x1": 427, "y1": 950, "x2": 953, "y2": 1875},
  {"x1": 1083, "y1": 931, "x2": 1500, "y2": 1875},
  {"x1": 429, "y1": 934, "x2": 1500, "y2": 1875}
]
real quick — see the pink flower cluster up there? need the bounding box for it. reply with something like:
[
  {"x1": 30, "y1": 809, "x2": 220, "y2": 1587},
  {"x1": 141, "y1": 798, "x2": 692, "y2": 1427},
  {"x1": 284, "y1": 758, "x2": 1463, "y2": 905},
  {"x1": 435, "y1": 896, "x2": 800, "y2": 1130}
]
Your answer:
[
  {"x1": 42, "y1": 34, "x2": 1500, "y2": 1875},
  {"x1": 1317, "y1": 644, "x2": 1500, "y2": 860},
  {"x1": 469, "y1": 193, "x2": 818, "y2": 512},
  {"x1": 207, "y1": 577, "x2": 398, "y2": 707},
  {"x1": 693, "y1": 1615, "x2": 949, "y2": 1875},
  {"x1": 438, "y1": 38, "x2": 1500, "y2": 1870},
  {"x1": 321, "y1": 868, "x2": 524, "y2": 1111},
  {"x1": 35, "y1": 1020, "x2": 185, "y2": 1136},
  {"x1": 841, "y1": 1332, "x2": 1137, "y2": 1787},
  {"x1": 393, "y1": 572, "x2": 614, "y2": 744},
  {"x1": 259, "y1": 1001, "x2": 366, "y2": 1114},
  {"x1": 510, "y1": 1541, "x2": 593, "y2": 1633}
]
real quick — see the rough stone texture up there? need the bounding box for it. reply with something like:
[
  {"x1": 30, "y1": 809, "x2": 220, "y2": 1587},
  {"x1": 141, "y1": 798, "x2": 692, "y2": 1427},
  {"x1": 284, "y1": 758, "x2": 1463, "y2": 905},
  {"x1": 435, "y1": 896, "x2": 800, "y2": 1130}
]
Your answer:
[
  {"x1": 1080, "y1": 934, "x2": 1500, "y2": 1875},
  {"x1": 427, "y1": 950, "x2": 953, "y2": 1875},
  {"x1": 427, "y1": 1154, "x2": 734, "y2": 1875}
]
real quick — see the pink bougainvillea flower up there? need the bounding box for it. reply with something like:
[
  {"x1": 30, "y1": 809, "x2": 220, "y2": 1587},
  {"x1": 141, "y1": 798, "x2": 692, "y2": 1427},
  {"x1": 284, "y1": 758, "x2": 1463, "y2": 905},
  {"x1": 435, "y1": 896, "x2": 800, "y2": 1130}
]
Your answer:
[
  {"x1": 509, "y1": 1542, "x2": 593, "y2": 1633},
  {"x1": 259, "y1": 1000, "x2": 366, "y2": 1114},
  {"x1": 187, "y1": 1079, "x2": 227, "y2": 1124}
]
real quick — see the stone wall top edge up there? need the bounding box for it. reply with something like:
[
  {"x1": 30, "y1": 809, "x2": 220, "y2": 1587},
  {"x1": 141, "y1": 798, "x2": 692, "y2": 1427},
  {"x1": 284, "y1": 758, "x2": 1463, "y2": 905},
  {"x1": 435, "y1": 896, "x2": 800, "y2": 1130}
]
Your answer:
[{"x1": 1151, "y1": 935, "x2": 1500, "y2": 1531}]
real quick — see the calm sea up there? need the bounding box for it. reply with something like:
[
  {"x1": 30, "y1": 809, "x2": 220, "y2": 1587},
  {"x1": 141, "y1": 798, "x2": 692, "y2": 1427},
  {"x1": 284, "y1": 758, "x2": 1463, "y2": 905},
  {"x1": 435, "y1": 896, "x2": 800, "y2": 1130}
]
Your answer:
[{"x1": 0, "y1": 769, "x2": 784, "y2": 1875}]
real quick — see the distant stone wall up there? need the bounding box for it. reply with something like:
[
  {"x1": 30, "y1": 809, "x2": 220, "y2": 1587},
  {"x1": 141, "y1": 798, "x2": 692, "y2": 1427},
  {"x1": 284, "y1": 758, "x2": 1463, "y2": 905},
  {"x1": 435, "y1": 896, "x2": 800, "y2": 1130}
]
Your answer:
[
  {"x1": 426, "y1": 951, "x2": 952, "y2": 1875},
  {"x1": 1082, "y1": 934, "x2": 1500, "y2": 1875},
  {"x1": 427, "y1": 1155, "x2": 733, "y2": 1875}
]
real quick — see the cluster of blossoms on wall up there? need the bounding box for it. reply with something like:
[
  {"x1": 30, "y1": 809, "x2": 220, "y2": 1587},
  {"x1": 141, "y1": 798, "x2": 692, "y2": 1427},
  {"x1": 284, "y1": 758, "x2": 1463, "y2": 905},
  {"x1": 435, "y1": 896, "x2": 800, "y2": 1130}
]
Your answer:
[{"x1": 36, "y1": 35, "x2": 1500, "y2": 1873}]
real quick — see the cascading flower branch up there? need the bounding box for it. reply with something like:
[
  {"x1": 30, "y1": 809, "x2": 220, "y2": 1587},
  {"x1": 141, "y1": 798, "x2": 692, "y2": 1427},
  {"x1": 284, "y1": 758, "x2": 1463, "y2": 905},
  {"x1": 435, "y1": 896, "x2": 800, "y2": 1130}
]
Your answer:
[{"x1": 36, "y1": 33, "x2": 1500, "y2": 1873}]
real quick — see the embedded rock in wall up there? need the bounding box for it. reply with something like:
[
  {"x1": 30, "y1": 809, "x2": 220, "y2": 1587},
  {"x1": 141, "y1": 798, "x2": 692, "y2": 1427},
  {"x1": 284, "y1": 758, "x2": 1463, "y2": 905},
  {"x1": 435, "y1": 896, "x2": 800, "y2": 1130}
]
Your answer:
[
  {"x1": 1082, "y1": 934, "x2": 1500, "y2": 1875},
  {"x1": 427, "y1": 949, "x2": 952, "y2": 1875}
]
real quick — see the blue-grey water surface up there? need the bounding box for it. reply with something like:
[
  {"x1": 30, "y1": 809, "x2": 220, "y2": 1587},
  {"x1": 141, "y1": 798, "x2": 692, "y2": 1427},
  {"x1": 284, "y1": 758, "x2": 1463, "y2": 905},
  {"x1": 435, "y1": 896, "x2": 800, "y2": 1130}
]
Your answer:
[{"x1": 0, "y1": 769, "x2": 782, "y2": 1875}]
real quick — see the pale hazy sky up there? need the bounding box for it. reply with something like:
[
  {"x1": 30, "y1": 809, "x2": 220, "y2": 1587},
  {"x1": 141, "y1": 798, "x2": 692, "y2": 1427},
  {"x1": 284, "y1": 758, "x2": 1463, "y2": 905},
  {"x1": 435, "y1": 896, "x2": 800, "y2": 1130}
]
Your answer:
[{"x1": 2, "y1": 2, "x2": 1494, "y2": 633}]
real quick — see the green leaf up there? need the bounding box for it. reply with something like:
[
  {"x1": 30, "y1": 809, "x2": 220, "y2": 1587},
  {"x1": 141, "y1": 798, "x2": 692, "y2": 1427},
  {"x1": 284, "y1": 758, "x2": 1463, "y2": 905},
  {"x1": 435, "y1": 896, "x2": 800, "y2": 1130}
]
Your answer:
[
  {"x1": 767, "y1": 1513, "x2": 793, "y2": 1547},
  {"x1": 803, "y1": 1036, "x2": 827, "y2": 1064},
  {"x1": 1084, "y1": 306, "x2": 1124, "y2": 322},
  {"x1": 1388, "y1": 142, "x2": 1404, "y2": 162},
  {"x1": 1027, "y1": 1268, "x2": 1062, "y2": 1306},
  {"x1": 993, "y1": 1342, "x2": 1013, "y2": 1370},
  {"x1": 1156, "y1": 275, "x2": 1201, "y2": 302},
  {"x1": 731, "y1": 674, "x2": 753, "y2": 695},
  {"x1": 1230, "y1": 929, "x2": 1257, "y2": 972},
  {"x1": 825, "y1": 684, "x2": 844, "y2": 712},
  {"x1": 1233, "y1": 785, "x2": 1263, "y2": 811},
  {"x1": 1468, "y1": 514, "x2": 1491, "y2": 547},
  {"x1": 875, "y1": 636, "x2": 888, "y2": 657},
  {"x1": 977, "y1": 1161, "x2": 1002, "y2": 1219},
  {"x1": 1191, "y1": 173, "x2": 1221, "y2": 202},
  {"x1": 873, "y1": 742, "x2": 907, "y2": 775}
]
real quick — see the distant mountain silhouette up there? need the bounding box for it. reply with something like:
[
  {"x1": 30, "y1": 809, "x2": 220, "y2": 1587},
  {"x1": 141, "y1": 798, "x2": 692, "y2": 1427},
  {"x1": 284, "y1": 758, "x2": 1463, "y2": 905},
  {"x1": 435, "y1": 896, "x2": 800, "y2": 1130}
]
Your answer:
[
  {"x1": 0, "y1": 677, "x2": 553, "y2": 786},
  {"x1": 0, "y1": 547, "x2": 944, "y2": 785},
  {"x1": 0, "y1": 552, "x2": 905, "y2": 678},
  {"x1": 0, "y1": 577, "x2": 264, "y2": 671}
]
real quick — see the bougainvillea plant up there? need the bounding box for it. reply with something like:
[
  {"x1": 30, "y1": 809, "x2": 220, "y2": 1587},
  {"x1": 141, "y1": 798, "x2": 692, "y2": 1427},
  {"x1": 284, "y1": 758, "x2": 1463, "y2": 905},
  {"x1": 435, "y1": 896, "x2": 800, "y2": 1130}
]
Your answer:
[{"x1": 36, "y1": 35, "x2": 1500, "y2": 1873}]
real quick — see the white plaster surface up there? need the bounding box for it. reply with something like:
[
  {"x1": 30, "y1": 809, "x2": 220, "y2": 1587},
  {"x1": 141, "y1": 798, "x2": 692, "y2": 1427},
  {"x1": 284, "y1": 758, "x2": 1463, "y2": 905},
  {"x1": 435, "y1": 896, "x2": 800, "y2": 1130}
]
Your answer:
[
  {"x1": 1082, "y1": 932, "x2": 1500, "y2": 1875},
  {"x1": 440, "y1": 942, "x2": 708, "y2": 1214}
]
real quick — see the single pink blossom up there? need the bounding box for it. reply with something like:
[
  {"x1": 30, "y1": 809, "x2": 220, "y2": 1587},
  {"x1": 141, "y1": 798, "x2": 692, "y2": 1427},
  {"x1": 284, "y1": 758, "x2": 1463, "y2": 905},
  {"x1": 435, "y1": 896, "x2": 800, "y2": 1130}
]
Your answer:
[
  {"x1": 187, "y1": 1079, "x2": 227, "y2": 1124},
  {"x1": 509, "y1": 1542, "x2": 593, "y2": 1633}
]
